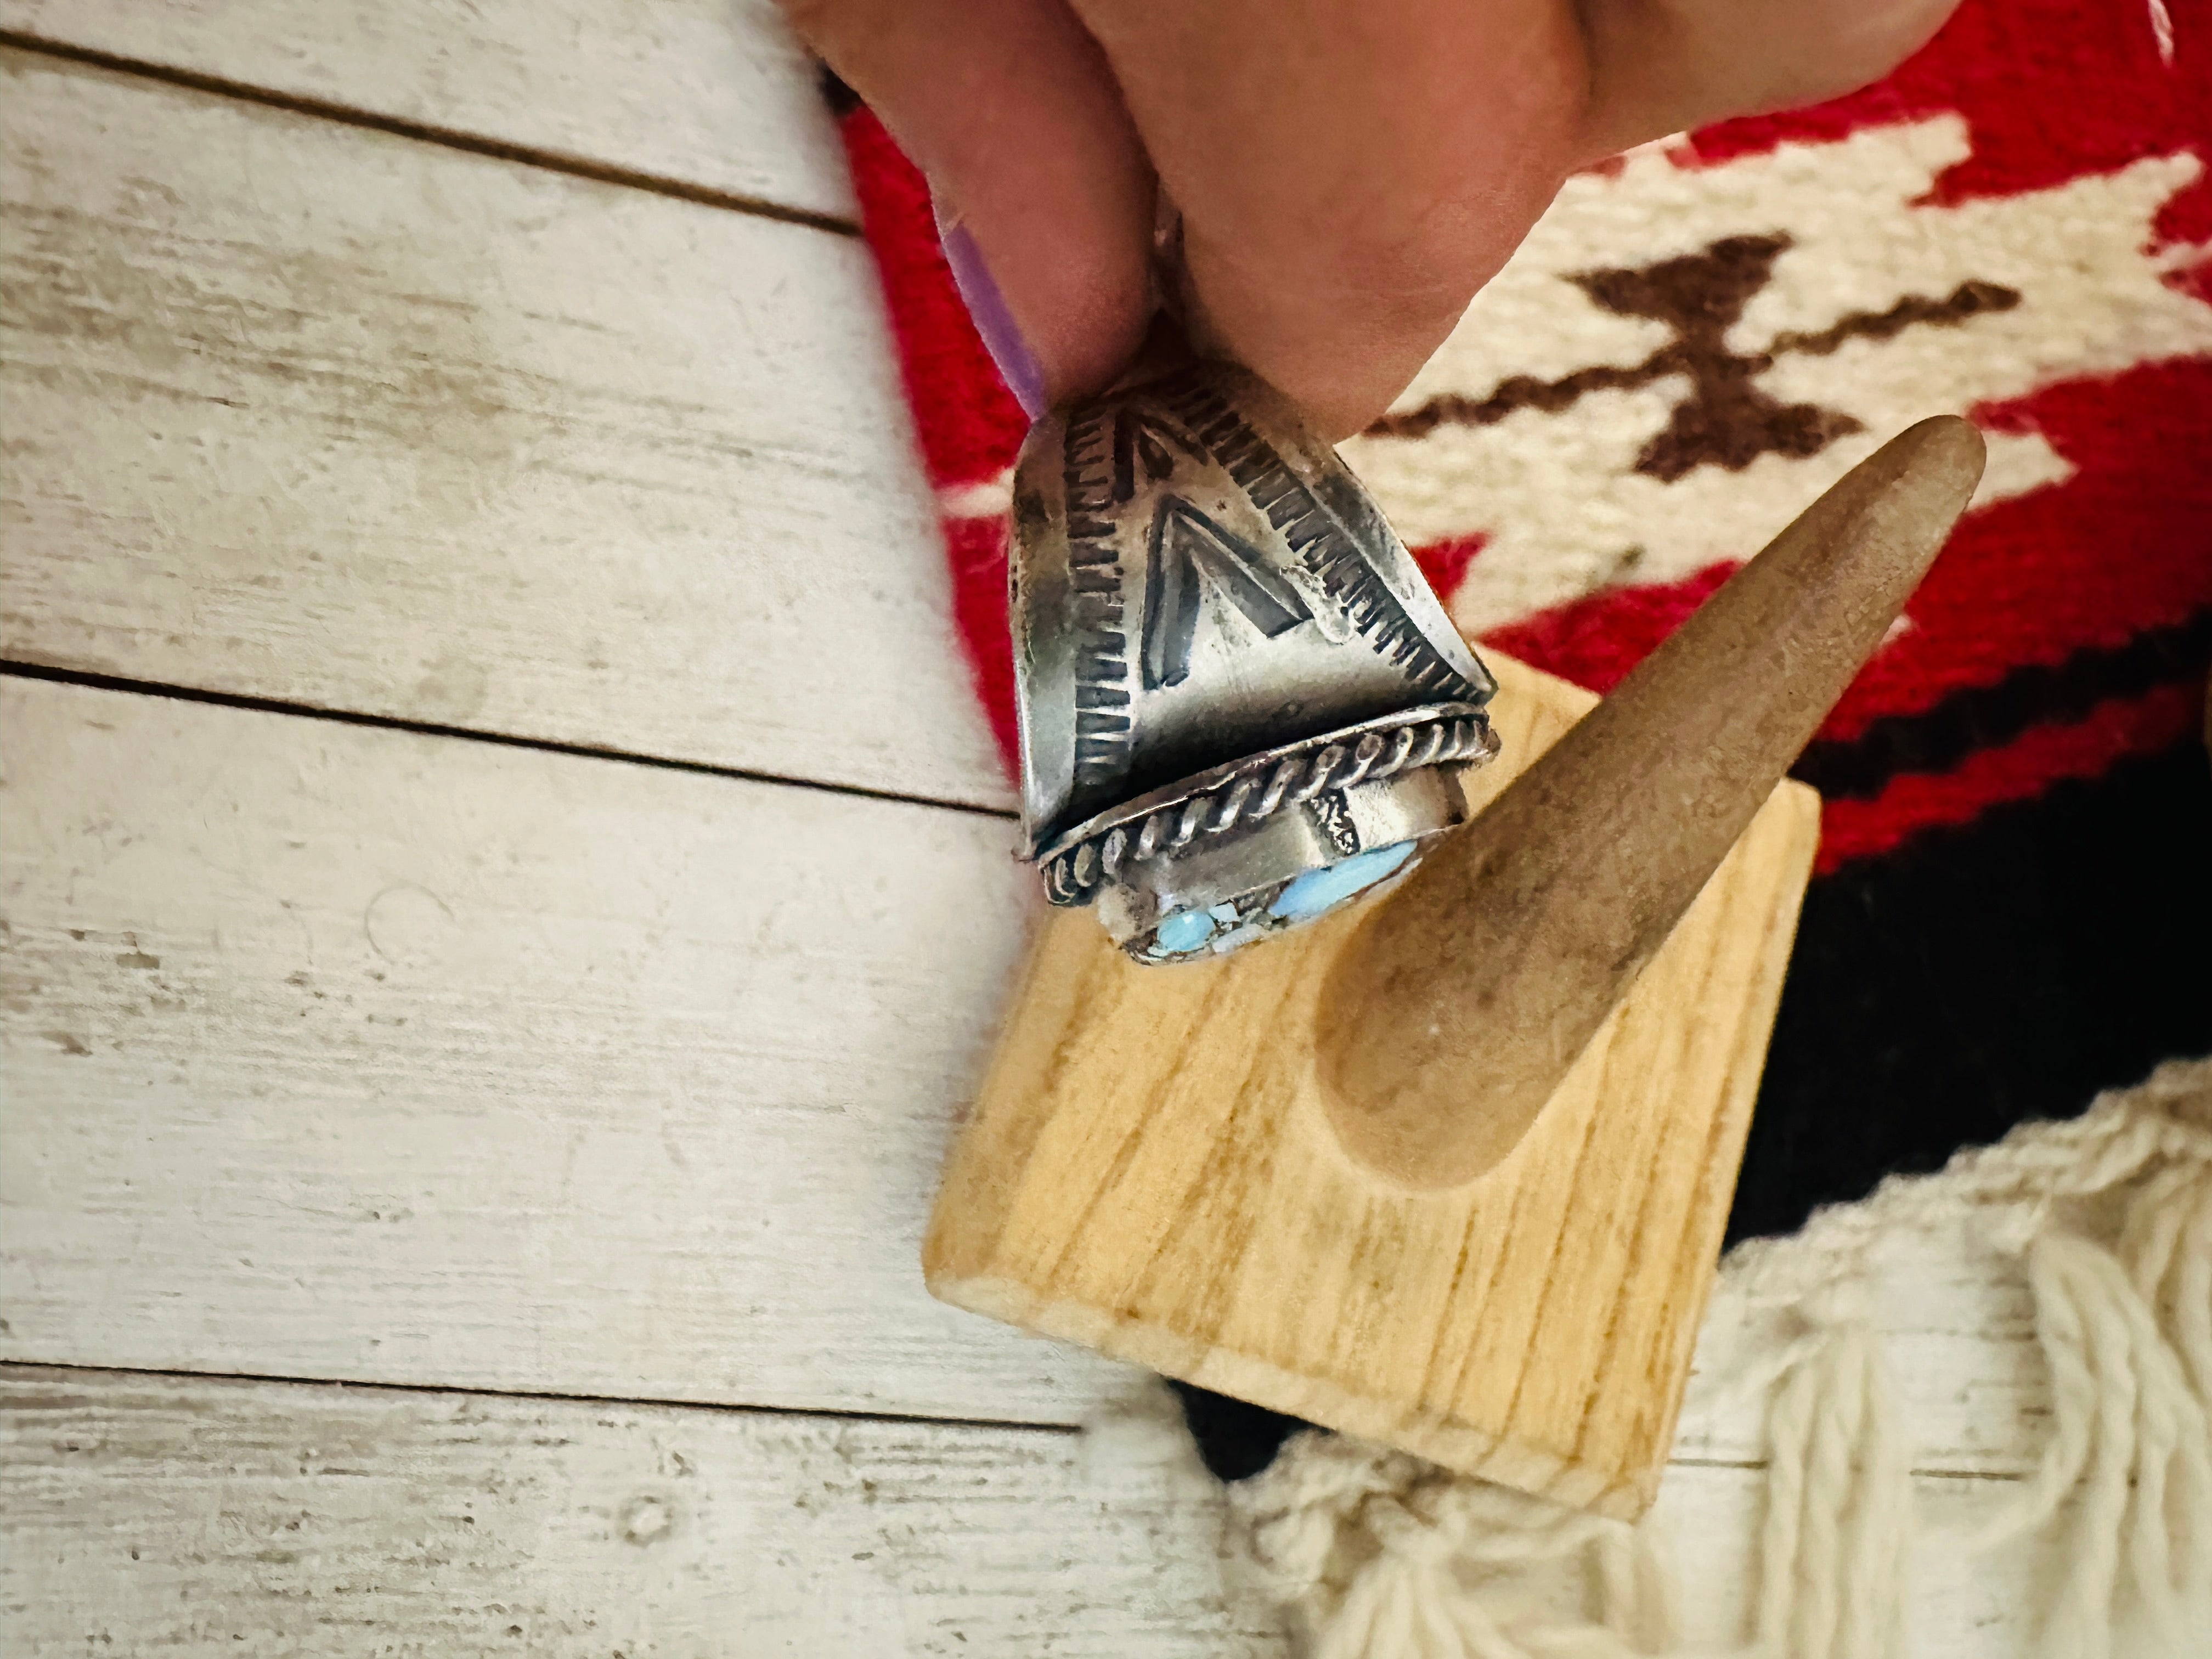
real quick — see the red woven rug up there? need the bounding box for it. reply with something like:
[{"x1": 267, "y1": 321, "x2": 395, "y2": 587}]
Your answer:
[{"x1": 831, "y1": 0, "x2": 2212, "y2": 1476}]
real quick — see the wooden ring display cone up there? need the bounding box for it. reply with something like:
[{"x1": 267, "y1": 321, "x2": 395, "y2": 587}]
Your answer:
[
  {"x1": 1318, "y1": 417, "x2": 1988, "y2": 1189},
  {"x1": 924, "y1": 420, "x2": 1987, "y2": 1516}
]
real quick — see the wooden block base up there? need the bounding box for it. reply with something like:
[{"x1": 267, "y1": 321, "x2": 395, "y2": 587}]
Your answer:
[{"x1": 925, "y1": 655, "x2": 1820, "y2": 1518}]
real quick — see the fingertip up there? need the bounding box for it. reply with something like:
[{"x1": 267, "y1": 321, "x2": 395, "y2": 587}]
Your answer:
[
  {"x1": 938, "y1": 196, "x2": 1157, "y2": 417},
  {"x1": 936, "y1": 207, "x2": 1049, "y2": 418},
  {"x1": 790, "y1": 0, "x2": 1158, "y2": 419},
  {"x1": 1021, "y1": 257, "x2": 1158, "y2": 411}
]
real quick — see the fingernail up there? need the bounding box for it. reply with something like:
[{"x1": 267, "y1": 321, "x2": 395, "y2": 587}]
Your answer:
[{"x1": 936, "y1": 208, "x2": 1047, "y2": 419}]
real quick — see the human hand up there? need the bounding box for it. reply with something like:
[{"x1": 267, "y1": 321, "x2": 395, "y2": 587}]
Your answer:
[{"x1": 784, "y1": 0, "x2": 1961, "y2": 440}]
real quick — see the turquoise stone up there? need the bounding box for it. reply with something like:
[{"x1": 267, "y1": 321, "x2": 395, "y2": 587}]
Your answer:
[
  {"x1": 1153, "y1": 909, "x2": 1217, "y2": 954},
  {"x1": 1268, "y1": 840, "x2": 1417, "y2": 922}
]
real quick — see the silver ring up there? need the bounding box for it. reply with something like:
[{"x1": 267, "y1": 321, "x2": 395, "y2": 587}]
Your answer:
[{"x1": 1010, "y1": 358, "x2": 1500, "y2": 962}]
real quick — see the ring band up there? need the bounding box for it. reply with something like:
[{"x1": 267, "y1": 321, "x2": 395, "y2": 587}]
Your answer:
[{"x1": 1009, "y1": 358, "x2": 1500, "y2": 962}]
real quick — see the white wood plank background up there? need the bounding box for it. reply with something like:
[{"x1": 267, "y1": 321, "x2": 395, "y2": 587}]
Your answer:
[
  {"x1": 0, "y1": 0, "x2": 855, "y2": 222},
  {"x1": 0, "y1": 47, "x2": 1010, "y2": 811},
  {"x1": 0, "y1": 676, "x2": 1123, "y2": 1424},
  {"x1": 0, "y1": 3, "x2": 2056, "y2": 1651},
  {"x1": 2, "y1": 1365, "x2": 2053, "y2": 1658},
  {"x1": 0, "y1": 1366, "x2": 1286, "y2": 1657},
  {"x1": 0, "y1": 674, "x2": 2055, "y2": 1471}
]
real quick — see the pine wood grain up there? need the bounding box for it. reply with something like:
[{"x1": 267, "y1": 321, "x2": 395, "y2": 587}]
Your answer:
[
  {"x1": 0, "y1": 0, "x2": 854, "y2": 221},
  {"x1": 0, "y1": 675, "x2": 1120, "y2": 1423},
  {"x1": 0, "y1": 1365, "x2": 1284, "y2": 1657},
  {"x1": 926, "y1": 656, "x2": 1823, "y2": 1519},
  {"x1": 0, "y1": 48, "x2": 1009, "y2": 811},
  {"x1": 0, "y1": 1363, "x2": 2044, "y2": 1657}
]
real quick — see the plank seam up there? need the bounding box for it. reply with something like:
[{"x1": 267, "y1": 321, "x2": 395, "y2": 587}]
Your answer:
[
  {"x1": 0, "y1": 1363, "x2": 2031, "y2": 1483},
  {"x1": 0, "y1": 1359, "x2": 1084, "y2": 1437},
  {"x1": 0, "y1": 29, "x2": 861, "y2": 237},
  {"x1": 0, "y1": 660, "x2": 1018, "y2": 822},
  {"x1": 1663, "y1": 1453, "x2": 2025, "y2": 1483}
]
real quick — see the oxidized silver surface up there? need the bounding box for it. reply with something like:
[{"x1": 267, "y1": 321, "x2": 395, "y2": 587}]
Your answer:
[{"x1": 1011, "y1": 358, "x2": 1499, "y2": 962}]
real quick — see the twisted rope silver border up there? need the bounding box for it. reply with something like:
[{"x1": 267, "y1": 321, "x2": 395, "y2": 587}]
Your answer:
[{"x1": 1039, "y1": 708, "x2": 1498, "y2": 906}]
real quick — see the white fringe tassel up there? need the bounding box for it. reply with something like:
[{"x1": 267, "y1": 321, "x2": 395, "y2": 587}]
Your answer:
[
  {"x1": 1232, "y1": 1432, "x2": 1697, "y2": 1658},
  {"x1": 1976, "y1": 1160, "x2": 2212, "y2": 1655},
  {"x1": 1220, "y1": 1056, "x2": 2212, "y2": 1657},
  {"x1": 1742, "y1": 1282, "x2": 1910, "y2": 1659},
  {"x1": 2147, "y1": 0, "x2": 2176, "y2": 68}
]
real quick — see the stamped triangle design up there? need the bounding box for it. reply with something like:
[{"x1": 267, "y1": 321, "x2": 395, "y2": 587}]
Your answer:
[{"x1": 1140, "y1": 496, "x2": 1314, "y2": 689}]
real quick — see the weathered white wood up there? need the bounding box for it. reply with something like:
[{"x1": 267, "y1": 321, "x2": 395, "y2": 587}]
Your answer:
[
  {"x1": 0, "y1": 0, "x2": 855, "y2": 221},
  {"x1": 2, "y1": 673, "x2": 2055, "y2": 1465},
  {"x1": 0, "y1": 676, "x2": 1122, "y2": 1422},
  {"x1": 0, "y1": 49, "x2": 1010, "y2": 811},
  {"x1": 0, "y1": 1365, "x2": 1286, "y2": 1657},
  {"x1": 0, "y1": 1363, "x2": 2046, "y2": 1657},
  {"x1": 0, "y1": 7, "x2": 2057, "y2": 1629}
]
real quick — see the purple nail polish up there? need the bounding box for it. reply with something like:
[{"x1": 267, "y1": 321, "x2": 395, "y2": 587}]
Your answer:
[{"x1": 936, "y1": 213, "x2": 1047, "y2": 418}]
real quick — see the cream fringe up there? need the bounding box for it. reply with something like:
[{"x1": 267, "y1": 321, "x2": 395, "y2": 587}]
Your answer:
[{"x1": 1190, "y1": 1056, "x2": 2212, "y2": 1658}]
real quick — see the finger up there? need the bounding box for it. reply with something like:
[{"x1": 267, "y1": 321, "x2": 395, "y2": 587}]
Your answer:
[
  {"x1": 1577, "y1": 0, "x2": 1963, "y2": 159},
  {"x1": 1070, "y1": 0, "x2": 1589, "y2": 438},
  {"x1": 781, "y1": 0, "x2": 1157, "y2": 409}
]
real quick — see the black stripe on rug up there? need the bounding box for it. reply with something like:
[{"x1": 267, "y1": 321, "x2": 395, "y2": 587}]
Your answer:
[
  {"x1": 1729, "y1": 730, "x2": 2212, "y2": 1243},
  {"x1": 1791, "y1": 607, "x2": 2212, "y2": 800}
]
